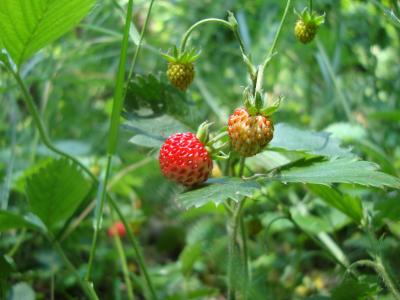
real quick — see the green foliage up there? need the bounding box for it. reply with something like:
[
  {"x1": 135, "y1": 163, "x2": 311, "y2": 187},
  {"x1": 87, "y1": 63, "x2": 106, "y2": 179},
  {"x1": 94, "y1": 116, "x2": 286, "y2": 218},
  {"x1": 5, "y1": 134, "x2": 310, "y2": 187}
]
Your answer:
[
  {"x1": 253, "y1": 156, "x2": 400, "y2": 188},
  {"x1": 307, "y1": 184, "x2": 363, "y2": 225},
  {"x1": 0, "y1": 255, "x2": 15, "y2": 279},
  {"x1": 123, "y1": 73, "x2": 201, "y2": 149},
  {"x1": 0, "y1": 0, "x2": 96, "y2": 68},
  {"x1": 177, "y1": 177, "x2": 260, "y2": 208},
  {"x1": 268, "y1": 124, "x2": 354, "y2": 158},
  {"x1": 330, "y1": 281, "x2": 381, "y2": 300},
  {"x1": 25, "y1": 158, "x2": 92, "y2": 230},
  {"x1": 179, "y1": 242, "x2": 203, "y2": 276},
  {"x1": 0, "y1": 209, "x2": 43, "y2": 232},
  {"x1": 373, "y1": 196, "x2": 400, "y2": 226}
]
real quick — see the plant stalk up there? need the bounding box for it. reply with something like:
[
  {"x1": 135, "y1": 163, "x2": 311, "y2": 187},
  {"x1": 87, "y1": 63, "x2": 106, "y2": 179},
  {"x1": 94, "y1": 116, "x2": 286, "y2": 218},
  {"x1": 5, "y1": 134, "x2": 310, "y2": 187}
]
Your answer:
[
  {"x1": 52, "y1": 240, "x2": 99, "y2": 300},
  {"x1": 85, "y1": 155, "x2": 112, "y2": 281},
  {"x1": 180, "y1": 19, "x2": 232, "y2": 53},
  {"x1": 111, "y1": 213, "x2": 135, "y2": 300},
  {"x1": 239, "y1": 215, "x2": 249, "y2": 300},
  {"x1": 310, "y1": 0, "x2": 313, "y2": 14}
]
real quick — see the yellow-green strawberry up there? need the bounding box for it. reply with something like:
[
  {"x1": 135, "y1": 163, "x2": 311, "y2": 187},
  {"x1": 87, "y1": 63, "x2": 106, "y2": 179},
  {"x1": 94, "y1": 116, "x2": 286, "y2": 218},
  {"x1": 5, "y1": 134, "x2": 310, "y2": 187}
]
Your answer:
[
  {"x1": 166, "y1": 63, "x2": 195, "y2": 91},
  {"x1": 160, "y1": 44, "x2": 201, "y2": 91},
  {"x1": 228, "y1": 87, "x2": 283, "y2": 157},
  {"x1": 294, "y1": 8, "x2": 325, "y2": 44}
]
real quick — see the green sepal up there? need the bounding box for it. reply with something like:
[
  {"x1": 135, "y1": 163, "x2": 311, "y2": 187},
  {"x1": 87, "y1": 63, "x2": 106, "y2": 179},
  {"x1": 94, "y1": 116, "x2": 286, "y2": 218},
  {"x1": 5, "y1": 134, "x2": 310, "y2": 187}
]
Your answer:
[
  {"x1": 188, "y1": 47, "x2": 196, "y2": 60},
  {"x1": 254, "y1": 91, "x2": 264, "y2": 112},
  {"x1": 196, "y1": 121, "x2": 212, "y2": 145},
  {"x1": 259, "y1": 95, "x2": 284, "y2": 116},
  {"x1": 211, "y1": 151, "x2": 230, "y2": 161},
  {"x1": 159, "y1": 50, "x2": 176, "y2": 63},
  {"x1": 179, "y1": 50, "x2": 188, "y2": 62},
  {"x1": 173, "y1": 44, "x2": 179, "y2": 61},
  {"x1": 188, "y1": 47, "x2": 201, "y2": 63},
  {"x1": 314, "y1": 13, "x2": 326, "y2": 25},
  {"x1": 228, "y1": 11, "x2": 238, "y2": 31},
  {"x1": 206, "y1": 142, "x2": 228, "y2": 154},
  {"x1": 243, "y1": 53, "x2": 256, "y2": 76}
]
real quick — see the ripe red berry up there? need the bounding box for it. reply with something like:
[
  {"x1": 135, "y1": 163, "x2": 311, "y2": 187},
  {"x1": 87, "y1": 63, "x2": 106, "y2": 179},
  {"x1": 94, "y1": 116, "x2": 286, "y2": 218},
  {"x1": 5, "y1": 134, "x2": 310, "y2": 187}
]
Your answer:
[
  {"x1": 228, "y1": 108, "x2": 274, "y2": 157},
  {"x1": 108, "y1": 221, "x2": 127, "y2": 238},
  {"x1": 159, "y1": 133, "x2": 213, "y2": 187}
]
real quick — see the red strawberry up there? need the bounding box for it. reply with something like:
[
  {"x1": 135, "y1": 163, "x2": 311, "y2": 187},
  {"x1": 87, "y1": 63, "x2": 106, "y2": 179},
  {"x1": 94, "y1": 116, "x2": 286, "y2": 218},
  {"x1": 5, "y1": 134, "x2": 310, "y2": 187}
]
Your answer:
[
  {"x1": 158, "y1": 122, "x2": 228, "y2": 187},
  {"x1": 159, "y1": 133, "x2": 212, "y2": 187},
  {"x1": 108, "y1": 221, "x2": 127, "y2": 238},
  {"x1": 228, "y1": 108, "x2": 274, "y2": 157}
]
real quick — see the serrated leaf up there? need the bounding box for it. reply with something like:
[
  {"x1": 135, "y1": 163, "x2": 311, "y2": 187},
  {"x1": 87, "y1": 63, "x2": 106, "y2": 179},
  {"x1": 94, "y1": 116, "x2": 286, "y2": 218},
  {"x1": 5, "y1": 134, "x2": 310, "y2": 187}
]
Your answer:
[
  {"x1": 0, "y1": 255, "x2": 15, "y2": 279},
  {"x1": 179, "y1": 242, "x2": 203, "y2": 276},
  {"x1": 373, "y1": 196, "x2": 400, "y2": 225},
  {"x1": 0, "y1": 0, "x2": 97, "y2": 68},
  {"x1": 268, "y1": 123, "x2": 355, "y2": 158},
  {"x1": 0, "y1": 209, "x2": 43, "y2": 232},
  {"x1": 330, "y1": 281, "x2": 380, "y2": 300},
  {"x1": 307, "y1": 184, "x2": 363, "y2": 225},
  {"x1": 123, "y1": 73, "x2": 201, "y2": 148},
  {"x1": 251, "y1": 157, "x2": 400, "y2": 189},
  {"x1": 177, "y1": 177, "x2": 260, "y2": 208},
  {"x1": 25, "y1": 158, "x2": 92, "y2": 230}
]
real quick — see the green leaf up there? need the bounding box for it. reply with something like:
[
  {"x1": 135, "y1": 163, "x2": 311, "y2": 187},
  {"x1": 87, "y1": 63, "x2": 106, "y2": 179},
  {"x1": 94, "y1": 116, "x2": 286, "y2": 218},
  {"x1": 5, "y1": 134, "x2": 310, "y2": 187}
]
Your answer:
[
  {"x1": 307, "y1": 184, "x2": 363, "y2": 225},
  {"x1": 25, "y1": 158, "x2": 92, "y2": 230},
  {"x1": 179, "y1": 242, "x2": 203, "y2": 276},
  {"x1": 373, "y1": 196, "x2": 400, "y2": 225},
  {"x1": 249, "y1": 157, "x2": 400, "y2": 189},
  {"x1": 268, "y1": 123, "x2": 355, "y2": 158},
  {"x1": 11, "y1": 282, "x2": 35, "y2": 300},
  {"x1": 323, "y1": 122, "x2": 366, "y2": 142},
  {"x1": 0, "y1": 255, "x2": 15, "y2": 279},
  {"x1": 177, "y1": 177, "x2": 260, "y2": 208},
  {"x1": 292, "y1": 214, "x2": 332, "y2": 234},
  {"x1": 0, "y1": 209, "x2": 43, "y2": 232},
  {"x1": 123, "y1": 73, "x2": 201, "y2": 148},
  {"x1": 368, "y1": 110, "x2": 400, "y2": 122},
  {"x1": 0, "y1": 0, "x2": 97, "y2": 68},
  {"x1": 330, "y1": 281, "x2": 380, "y2": 300}
]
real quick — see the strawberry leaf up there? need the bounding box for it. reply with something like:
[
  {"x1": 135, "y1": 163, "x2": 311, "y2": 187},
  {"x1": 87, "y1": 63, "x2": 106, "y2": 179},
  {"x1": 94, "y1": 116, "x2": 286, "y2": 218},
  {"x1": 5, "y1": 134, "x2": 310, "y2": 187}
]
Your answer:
[
  {"x1": 177, "y1": 177, "x2": 260, "y2": 208},
  {"x1": 25, "y1": 158, "x2": 92, "y2": 230},
  {"x1": 0, "y1": 209, "x2": 43, "y2": 232},
  {"x1": 0, "y1": 0, "x2": 96, "y2": 68},
  {"x1": 246, "y1": 157, "x2": 400, "y2": 189},
  {"x1": 123, "y1": 73, "x2": 201, "y2": 149},
  {"x1": 330, "y1": 281, "x2": 381, "y2": 300},
  {"x1": 268, "y1": 123, "x2": 355, "y2": 158}
]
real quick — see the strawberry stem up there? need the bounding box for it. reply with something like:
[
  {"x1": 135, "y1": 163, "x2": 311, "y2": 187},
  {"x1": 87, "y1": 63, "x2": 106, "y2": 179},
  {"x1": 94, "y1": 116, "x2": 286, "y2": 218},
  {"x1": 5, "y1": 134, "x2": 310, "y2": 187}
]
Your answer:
[{"x1": 310, "y1": 0, "x2": 313, "y2": 15}]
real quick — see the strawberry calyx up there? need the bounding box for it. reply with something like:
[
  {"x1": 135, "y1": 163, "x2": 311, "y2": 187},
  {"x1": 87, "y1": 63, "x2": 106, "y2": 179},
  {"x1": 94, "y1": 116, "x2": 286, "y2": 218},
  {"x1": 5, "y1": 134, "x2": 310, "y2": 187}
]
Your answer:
[
  {"x1": 294, "y1": 7, "x2": 325, "y2": 26},
  {"x1": 160, "y1": 44, "x2": 201, "y2": 64},
  {"x1": 196, "y1": 121, "x2": 229, "y2": 161},
  {"x1": 242, "y1": 86, "x2": 284, "y2": 117}
]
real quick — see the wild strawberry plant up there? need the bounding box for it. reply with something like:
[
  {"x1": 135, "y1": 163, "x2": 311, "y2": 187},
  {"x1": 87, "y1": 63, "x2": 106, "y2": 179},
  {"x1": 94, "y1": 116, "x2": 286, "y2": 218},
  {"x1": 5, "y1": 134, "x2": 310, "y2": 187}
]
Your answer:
[{"x1": 1, "y1": 0, "x2": 400, "y2": 299}]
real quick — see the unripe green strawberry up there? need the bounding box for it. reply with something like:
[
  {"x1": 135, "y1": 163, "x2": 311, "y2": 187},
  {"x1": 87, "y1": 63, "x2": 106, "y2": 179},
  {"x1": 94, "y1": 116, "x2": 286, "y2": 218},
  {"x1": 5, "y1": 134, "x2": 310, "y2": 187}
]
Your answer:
[
  {"x1": 295, "y1": 20, "x2": 318, "y2": 44},
  {"x1": 228, "y1": 108, "x2": 274, "y2": 157},
  {"x1": 160, "y1": 44, "x2": 201, "y2": 91},
  {"x1": 167, "y1": 63, "x2": 196, "y2": 91},
  {"x1": 294, "y1": 8, "x2": 325, "y2": 44}
]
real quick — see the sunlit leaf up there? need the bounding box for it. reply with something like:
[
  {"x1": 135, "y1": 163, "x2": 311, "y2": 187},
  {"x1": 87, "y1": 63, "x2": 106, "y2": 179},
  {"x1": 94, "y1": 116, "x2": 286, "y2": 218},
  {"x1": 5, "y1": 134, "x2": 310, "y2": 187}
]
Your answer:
[
  {"x1": 25, "y1": 158, "x2": 92, "y2": 229},
  {"x1": 177, "y1": 177, "x2": 260, "y2": 208},
  {"x1": 268, "y1": 123, "x2": 354, "y2": 158},
  {"x1": 0, "y1": 0, "x2": 97, "y2": 68}
]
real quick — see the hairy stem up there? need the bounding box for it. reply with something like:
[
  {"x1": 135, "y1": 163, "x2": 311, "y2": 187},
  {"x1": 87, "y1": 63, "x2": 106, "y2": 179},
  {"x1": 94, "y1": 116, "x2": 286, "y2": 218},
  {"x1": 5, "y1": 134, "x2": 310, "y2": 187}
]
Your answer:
[{"x1": 239, "y1": 215, "x2": 249, "y2": 300}]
